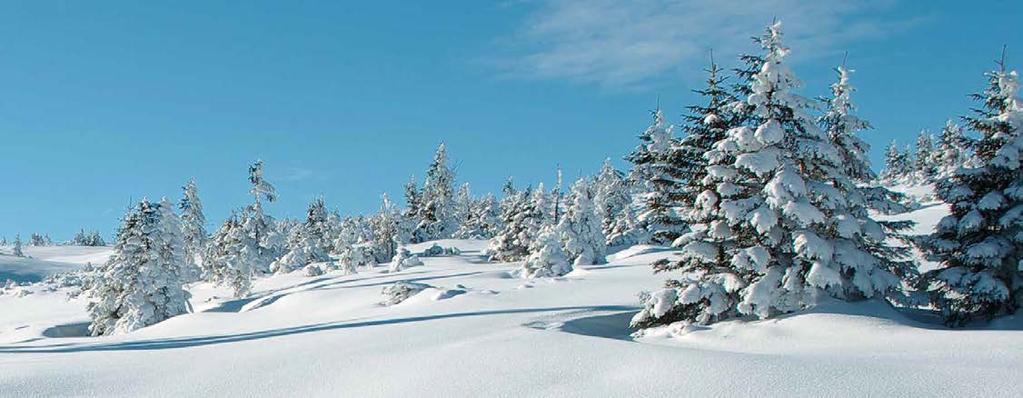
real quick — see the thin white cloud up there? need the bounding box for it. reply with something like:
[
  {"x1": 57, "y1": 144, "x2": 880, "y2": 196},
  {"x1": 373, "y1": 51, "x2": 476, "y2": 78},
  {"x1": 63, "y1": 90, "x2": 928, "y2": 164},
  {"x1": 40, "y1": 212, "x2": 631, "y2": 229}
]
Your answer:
[{"x1": 493, "y1": 0, "x2": 916, "y2": 87}]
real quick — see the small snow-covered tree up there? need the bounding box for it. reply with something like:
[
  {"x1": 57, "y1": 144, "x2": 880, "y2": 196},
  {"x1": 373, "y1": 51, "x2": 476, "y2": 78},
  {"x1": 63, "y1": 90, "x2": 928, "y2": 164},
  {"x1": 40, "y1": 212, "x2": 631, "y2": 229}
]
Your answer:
[
  {"x1": 914, "y1": 131, "x2": 937, "y2": 182},
  {"x1": 879, "y1": 141, "x2": 914, "y2": 184},
  {"x1": 522, "y1": 225, "x2": 572, "y2": 278},
  {"x1": 179, "y1": 179, "x2": 208, "y2": 274},
  {"x1": 12, "y1": 234, "x2": 24, "y2": 257},
  {"x1": 414, "y1": 144, "x2": 458, "y2": 242},
  {"x1": 204, "y1": 214, "x2": 257, "y2": 297},
  {"x1": 531, "y1": 182, "x2": 552, "y2": 228},
  {"x1": 272, "y1": 197, "x2": 332, "y2": 273},
  {"x1": 933, "y1": 120, "x2": 973, "y2": 178},
  {"x1": 559, "y1": 178, "x2": 606, "y2": 265},
  {"x1": 594, "y1": 159, "x2": 641, "y2": 247},
  {"x1": 919, "y1": 63, "x2": 1023, "y2": 326},
  {"x1": 489, "y1": 185, "x2": 540, "y2": 262},
  {"x1": 455, "y1": 193, "x2": 500, "y2": 239},
  {"x1": 86, "y1": 199, "x2": 190, "y2": 335},
  {"x1": 371, "y1": 194, "x2": 402, "y2": 263}
]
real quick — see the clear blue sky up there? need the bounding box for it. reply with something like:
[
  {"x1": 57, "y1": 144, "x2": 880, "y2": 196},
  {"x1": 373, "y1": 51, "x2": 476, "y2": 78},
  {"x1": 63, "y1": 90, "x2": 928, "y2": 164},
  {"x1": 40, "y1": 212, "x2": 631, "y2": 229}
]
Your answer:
[{"x1": 0, "y1": 0, "x2": 1019, "y2": 241}]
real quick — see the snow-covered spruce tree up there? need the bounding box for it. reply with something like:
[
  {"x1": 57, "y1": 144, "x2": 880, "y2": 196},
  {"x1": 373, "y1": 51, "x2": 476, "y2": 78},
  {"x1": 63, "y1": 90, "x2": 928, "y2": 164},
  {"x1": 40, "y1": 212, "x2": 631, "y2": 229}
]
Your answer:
[
  {"x1": 914, "y1": 130, "x2": 937, "y2": 182},
  {"x1": 521, "y1": 225, "x2": 572, "y2": 278},
  {"x1": 414, "y1": 144, "x2": 458, "y2": 242},
  {"x1": 241, "y1": 160, "x2": 285, "y2": 273},
  {"x1": 455, "y1": 193, "x2": 500, "y2": 239},
  {"x1": 594, "y1": 159, "x2": 641, "y2": 247},
  {"x1": 87, "y1": 199, "x2": 190, "y2": 336},
  {"x1": 919, "y1": 64, "x2": 1023, "y2": 326},
  {"x1": 179, "y1": 179, "x2": 208, "y2": 277},
  {"x1": 204, "y1": 214, "x2": 257, "y2": 297},
  {"x1": 558, "y1": 178, "x2": 606, "y2": 265},
  {"x1": 489, "y1": 185, "x2": 540, "y2": 262},
  {"x1": 531, "y1": 182, "x2": 552, "y2": 227},
  {"x1": 627, "y1": 109, "x2": 686, "y2": 244},
  {"x1": 370, "y1": 194, "x2": 402, "y2": 263},
  {"x1": 879, "y1": 141, "x2": 914, "y2": 184},
  {"x1": 632, "y1": 21, "x2": 911, "y2": 329},
  {"x1": 933, "y1": 120, "x2": 973, "y2": 178},
  {"x1": 452, "y1": 182, "x2": 473, "y2": 235},
  {"x1": 272, "y1": 197, "x2": 332, "y2": 273},
  {"x1": 12, "y1": 234, "x2": 24, "y2": 257}
]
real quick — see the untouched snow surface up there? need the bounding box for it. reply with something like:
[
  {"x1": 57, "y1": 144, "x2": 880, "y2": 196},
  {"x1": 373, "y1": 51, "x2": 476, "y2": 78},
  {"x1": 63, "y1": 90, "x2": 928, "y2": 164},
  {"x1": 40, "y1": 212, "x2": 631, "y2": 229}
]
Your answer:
[
  {"x1": 1, "y1": 209, "x2": 1021, "y2": 396},
  {"x1": 0, "y1": 245, "x2": 112, "y2": 283}
]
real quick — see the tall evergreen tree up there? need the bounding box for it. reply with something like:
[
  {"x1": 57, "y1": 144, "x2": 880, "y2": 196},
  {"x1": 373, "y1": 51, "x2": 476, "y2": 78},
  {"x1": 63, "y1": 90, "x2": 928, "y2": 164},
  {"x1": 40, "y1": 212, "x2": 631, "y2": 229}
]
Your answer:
[
  {"x1": 12, "y1": 234, "x2": 23, "y2": 257},
  {"x1": 920, "y1": 63, "x2": 1023, "y2": 326},
  {"x1": 179, "y1": 179, "x2": 208, "y2": 275},
  {"x1": 371, "y1": 194, "x2": 402, "y2": 263},
  {"x1": 594, "y1": 159, "x2": 641, "y2": 247},
  {"x1": 87, "y1": 199, "x2": 190, "y2": 335},
  {"x1": 241, "y1": 160, "x2": 284, "y2": 273},
  {"x1": 914, "y1": 131, "x2": 937, "y2": 181},
  {"x1": 414, "y1": 144, "x2": 458, "y2": 242},
  {"x1": 558, "y1": 178, "x2": 607, "y2": 265}
]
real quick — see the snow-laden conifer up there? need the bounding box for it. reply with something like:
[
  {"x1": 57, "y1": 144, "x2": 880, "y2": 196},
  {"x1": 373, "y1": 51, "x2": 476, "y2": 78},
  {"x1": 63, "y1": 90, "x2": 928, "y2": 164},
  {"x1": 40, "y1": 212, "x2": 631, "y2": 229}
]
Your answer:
[
  {"x1": 272, "y1": 197, "x2": 332, "y2": 273},
  {"x1": 414, "y1": 144, "x2": 458, "y2": 241},
  {"x1": 558, "y1": 178, "x2": 606, "y2": 265},
  {"x1": 489, "y1": 184, "x2": 540, "y2": 262},
  {"x1": 86, "y1": 199, "x2": 190, "y2": 335},
  {"x1": 593, "y1": 159, "x2": 642, "y2": 247},
  {"x1": 12, "y1": 234, "x2": 23, "y2": 257},
  {"x1": 179, "y1": 179, "x2": 207, "y2": 278},
  {"x1": 920, "y1": 63, "x2": 1023, "y2": 326}
]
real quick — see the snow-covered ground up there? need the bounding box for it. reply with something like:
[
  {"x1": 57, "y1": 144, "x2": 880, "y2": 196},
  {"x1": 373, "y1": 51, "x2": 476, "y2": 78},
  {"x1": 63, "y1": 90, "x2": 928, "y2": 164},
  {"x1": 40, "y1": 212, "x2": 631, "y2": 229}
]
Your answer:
[
  {"x1": 0, "y1": 245, "x2": 112, "y2": 283},
  {"x1": 1, "y1": 205, "x2": 1021, "y2": 397}
]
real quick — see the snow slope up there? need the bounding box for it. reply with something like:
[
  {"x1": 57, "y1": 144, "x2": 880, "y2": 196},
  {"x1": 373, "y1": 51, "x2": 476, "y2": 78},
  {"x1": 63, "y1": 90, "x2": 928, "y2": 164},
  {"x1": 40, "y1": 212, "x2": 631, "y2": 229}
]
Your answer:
[
  {"x1": 0, "y1": 245, "x2": 112, "y2": 283},
  {"x1": 1, "y1": 220, "x2": 1020, "y2": 396}
]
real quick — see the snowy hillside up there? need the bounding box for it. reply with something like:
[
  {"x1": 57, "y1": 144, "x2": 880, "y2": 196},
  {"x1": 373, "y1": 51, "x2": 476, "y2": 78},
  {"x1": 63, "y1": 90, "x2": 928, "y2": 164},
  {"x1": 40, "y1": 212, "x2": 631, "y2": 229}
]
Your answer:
[
  {"x1": 0, "y1": 245, "x2": 112, "y2": 283},
  {"x1": 2, "y1": 209, "x2": 1021, "y2": 397}
]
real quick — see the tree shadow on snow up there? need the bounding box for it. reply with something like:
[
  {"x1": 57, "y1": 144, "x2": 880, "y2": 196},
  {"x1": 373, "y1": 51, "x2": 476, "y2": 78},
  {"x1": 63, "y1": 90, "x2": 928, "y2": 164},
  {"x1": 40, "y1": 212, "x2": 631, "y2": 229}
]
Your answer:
[{"x1": 0, "y1": 305, "x2": 636, "y2": 354}]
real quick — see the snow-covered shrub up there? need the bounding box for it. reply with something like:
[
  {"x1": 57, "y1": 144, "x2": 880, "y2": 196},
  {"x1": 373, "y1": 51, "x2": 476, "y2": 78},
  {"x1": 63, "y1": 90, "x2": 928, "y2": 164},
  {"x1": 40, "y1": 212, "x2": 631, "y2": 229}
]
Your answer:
[
  {"x1": 304, "y1": 264, "x2": 325, "y2": 277},
  {"x1": 522, "y1": 226, "x2": 572, "y2": 278},
  {"x1": 421, "y1": 244, "x2": 445, "y2": 257},
  {"x1": 389, "y1": 248, "x2": 423, "y2": 273},
  {"x1": 382, "y1": 281, "x2": 430, "y2": 305}
]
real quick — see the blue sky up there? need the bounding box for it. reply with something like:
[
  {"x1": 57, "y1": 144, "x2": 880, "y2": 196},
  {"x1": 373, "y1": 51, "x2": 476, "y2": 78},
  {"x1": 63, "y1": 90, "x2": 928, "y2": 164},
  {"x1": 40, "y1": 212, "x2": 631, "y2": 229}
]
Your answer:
[{"x1": 0, "y1": 0, "x2": 1019, "y2": 240}]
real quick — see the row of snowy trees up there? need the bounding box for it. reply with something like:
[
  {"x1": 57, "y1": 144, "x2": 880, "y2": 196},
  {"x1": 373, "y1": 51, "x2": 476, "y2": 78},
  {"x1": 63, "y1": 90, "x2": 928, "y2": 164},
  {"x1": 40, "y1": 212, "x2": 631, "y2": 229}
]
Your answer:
[
  {"x1": 879, "y1": 121, "x2": 973, "y2": 186},
  {"x1": 81, "y1": 21, "x2": 1020, "y2": 336}
]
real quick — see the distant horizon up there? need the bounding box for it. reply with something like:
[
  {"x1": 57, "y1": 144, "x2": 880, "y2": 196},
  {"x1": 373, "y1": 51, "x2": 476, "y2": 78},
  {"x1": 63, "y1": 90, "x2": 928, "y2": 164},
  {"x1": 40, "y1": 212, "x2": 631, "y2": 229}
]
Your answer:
[{"x1": 2, "y1": 1, "x2": 1019, "y2": 240}]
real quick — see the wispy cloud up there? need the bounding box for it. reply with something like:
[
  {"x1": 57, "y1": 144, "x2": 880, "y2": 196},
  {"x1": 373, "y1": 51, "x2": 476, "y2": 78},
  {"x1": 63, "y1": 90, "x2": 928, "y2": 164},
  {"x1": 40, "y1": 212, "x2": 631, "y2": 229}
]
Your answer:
[
  {"x1": 278, "y1": 166, "x2": 317, "y2": 182},
  {"x1": 491, "y1": 0, "x2": 919, "y2": 88}
]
